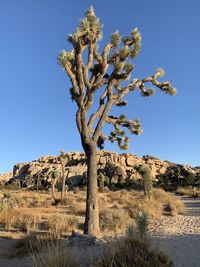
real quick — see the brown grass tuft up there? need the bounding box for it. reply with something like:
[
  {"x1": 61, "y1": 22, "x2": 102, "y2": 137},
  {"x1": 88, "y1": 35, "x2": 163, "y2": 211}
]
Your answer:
[
  {"x1": 47, "y1": 214, "x2": 78, "y2": 238},
  {"x1": 90, "y1": 236, "x2": 173, "y2": 267},
  {"x1": 100, "y1": 209, "x2": 131, "y2": 234}
]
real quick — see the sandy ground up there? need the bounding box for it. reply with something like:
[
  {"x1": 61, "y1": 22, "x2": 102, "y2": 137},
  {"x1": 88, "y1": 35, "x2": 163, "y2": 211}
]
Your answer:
[
  {"x1": 0, "y1": 233, "x2": 31, "y2": 267},
  {"x1": 0, "y1": 195, "x2": 199, "y2": 267},
  {"x1": 150, "y1": 196, "x2": 200, "y2": 267}
]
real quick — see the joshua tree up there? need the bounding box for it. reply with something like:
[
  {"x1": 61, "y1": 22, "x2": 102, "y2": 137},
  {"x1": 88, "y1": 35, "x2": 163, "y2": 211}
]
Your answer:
[
  {"x1": 58, "y1": 7, "x2": 176, "y2": 236},
  {"x1": 138, "y1": 164, "x2": 153, "y2": 199},
  {"x1": 51, "y1": 170, "x2": 61, "y2": 205},
  {"x1": 59, "y1": 150, "x2": 69, "y2": 203}
]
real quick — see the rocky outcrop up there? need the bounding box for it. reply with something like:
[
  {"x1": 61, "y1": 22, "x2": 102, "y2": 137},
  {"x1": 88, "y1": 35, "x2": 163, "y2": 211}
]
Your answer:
[
  {"x1": 1, "y1": 151, "x2": 200, "y2": 189},
  {"x1": 0, "y1": 172, "x2": 13, "y2": 183}
]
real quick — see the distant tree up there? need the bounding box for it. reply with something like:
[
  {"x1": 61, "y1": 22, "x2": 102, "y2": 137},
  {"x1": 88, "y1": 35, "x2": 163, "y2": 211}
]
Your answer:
[
  {"x1": 138, "y1": 164, "x2": 153, "y2": 199},
  {"x1": 51, "y1": 170, "x2": 61, "y2": 205},
  {"x1": 58, "y1": 7, "x2": 176, "y2": 236},
  {"x1": 59, "y1": 150, "x2": 69, "y2": 203}
]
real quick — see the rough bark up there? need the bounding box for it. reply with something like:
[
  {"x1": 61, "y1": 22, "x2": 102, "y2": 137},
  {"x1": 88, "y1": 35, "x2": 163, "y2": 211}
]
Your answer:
[
  {"x1": 61, "y1": 161, "x2": 66, "y2": 202},
  {"x1": 51, "y1": 175, "x2": 60, "y2": 205},
  {"x1": 84, "y1": 145, "x2": 100, "y2": 236}
]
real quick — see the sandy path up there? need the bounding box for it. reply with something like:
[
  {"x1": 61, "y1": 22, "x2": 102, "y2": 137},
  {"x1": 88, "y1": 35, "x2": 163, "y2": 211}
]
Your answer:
[
  {"x1": 150, "y1": 196, "x2": 200, "y2": 267},
  {"x1": 0, "y1": 234, "x2": 31, "y2": 267}
]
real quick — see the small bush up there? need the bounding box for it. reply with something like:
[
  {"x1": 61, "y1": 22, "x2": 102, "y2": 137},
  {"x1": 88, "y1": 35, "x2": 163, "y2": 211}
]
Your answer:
[
  {"x1": 47, "y1": 214, "x2": 78, "y2": 238},
  {"x1": 136, "y1": 211, "x2": 148, "y2": 238},
  {"x1": 0, "y1": 183, "x2": 21, "y2": 190},
  {"x1": 126, "y1": 224, "x2": 137, "y2": 239},
  {"x1": 176, "y1": 186, "x2": 200, "y2": 198},
  {"x1": 100, "y1": 209, "x2": 131, "y2": 233},
  {"x1": 152, "y1": 188, "x2": 185, "y2": 215},
  {"x1": 32, "y1": 240, "x2": 79, "y2": 267},
  {"x1": 152, "y1": 188, "x2": 169, "y2": 203},
  {"x1": 16, "y1": 213, "x2": 38, "y2": 234},
  {"x1": 0, "y1": 210, "x2": 21, "y2": 230},
  {"x1": 165, "y1": 198, "x2": 185, "y2": 216},
  {"x1": 90, "y1": 236, "x2": 173, "y2": 267},
  {"x1": 126, "y1": 198, "x2": 163, "y2": 219}
]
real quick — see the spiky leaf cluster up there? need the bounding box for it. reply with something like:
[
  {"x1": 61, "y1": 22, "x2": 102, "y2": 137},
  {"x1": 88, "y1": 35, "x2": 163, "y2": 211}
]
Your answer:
[
  {"x1": 58, "y1": 50, "x2": 75, "y2": 69},
  {"x1": 68, "y1": 6, "x2": 102, "y2": 47},
  {"x1": 110, "y1": 31, "x2": 120, "y2": 47}
]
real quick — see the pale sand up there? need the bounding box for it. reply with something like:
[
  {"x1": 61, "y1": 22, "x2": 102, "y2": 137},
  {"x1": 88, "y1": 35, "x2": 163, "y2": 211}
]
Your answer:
[{"x1": 150, "y1": 196, "x2": 200, "y2": 267}]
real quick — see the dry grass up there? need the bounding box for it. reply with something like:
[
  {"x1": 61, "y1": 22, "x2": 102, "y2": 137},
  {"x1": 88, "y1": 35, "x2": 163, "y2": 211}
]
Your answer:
[
  {"x1": 32, "y1": 240, "x2": 79, "y2": 267},
  {"x1": 152, "y1": 188, "x2": 185, "y2": 216},
  {"x1": 15, "y1": 213, "x2": 38, "y2": 233},
  {"x1": 89, "y1": 236, "x2": 173, "y2": 267},
  {"x1": 0, "y1": 187, "x2": 185, "y2": 237},
  {"x1": 99, "y1": 208, "x2": 131, "y2": 234},
  {"x1": 176, "y1": 186, "x2": 200, "y2": 198},
  {"x1": 0, "y1": 209, "x2": 38, "y2": 232},
  {"x1": 164, "y1": 198, "x2": 185, "y2": 216},
  {"x1": 47, "y1": 214, "x2": 78, "y2": 238},
  {"x1": 0, "y1": 209, "x2": 22, "y2": 230},
  {"x1": 126, "y1": 198, "x2": 163, "y2": 219}
]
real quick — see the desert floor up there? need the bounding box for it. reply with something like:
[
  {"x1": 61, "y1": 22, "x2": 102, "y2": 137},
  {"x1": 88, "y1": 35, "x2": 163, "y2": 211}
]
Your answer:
[
  {"x1": 151, "y1": 196, "x2": 200, "y2": 267},
  {"x1": 0, "y1": 192, "x2": 199, "y2": 267}
]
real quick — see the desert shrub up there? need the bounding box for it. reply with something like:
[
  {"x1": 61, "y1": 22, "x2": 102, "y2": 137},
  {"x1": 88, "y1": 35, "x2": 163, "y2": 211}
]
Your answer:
[
  {"x1": 136, "y1": 211, "x2": 148, "y2": 238},
  {"x1": 152, "y1": 188, "x2": 169, "y2": 203},
  {"x1": 176, "y1": 186, "x2": 200, "y2": 198},
  {"x1": 0, "y1": 192, "x2": 24, "y2": 211},
  {"x1": 99, "y1": 209, "x2": 131, "y2": 233},
  {"x1": 159, "y1": 165, "x2": 198, "y2": 187},
  {"x1": 32, "y1": 240, "x2": 79, "y2": 267},
  {"x1": 47, "y1": 214, "x2": 78, "y2": 238},
  {"x1": 165, "y1": 198, "x2": 185, "y2": 216},
  {"x1": 98, "y1": 172, "x2": 109, "y2": 192},
  {"x1": 137, "y1": 164, "x2": 153, "y2": 198},
  {"x1": 0, "y1": 202, "x2": 7, "y2": 212},
  {"x1": 90, "y1": 236, "x2": 173, "y2": 267},
  {"x1": 0, "y1": 209, "x2": 21, "y2": 230},
  {"x1": 126, "y1": 198, "x2": 163, "y2": 219},
  {"x1": 152, "y1": 188, "x2": 185, "y2": 216},
  {"x1": 0, "y1": 183, "x2": 21, "y2": 190},
  {"x1": 3, "y1": 192, "x2": 12, "y2": 199},
  {"x1": 126, "y1": 224, "x2": 137, "y2": 239},
  {"x1": 16, "y1": 213, "x2": 38, "y2": 233}
]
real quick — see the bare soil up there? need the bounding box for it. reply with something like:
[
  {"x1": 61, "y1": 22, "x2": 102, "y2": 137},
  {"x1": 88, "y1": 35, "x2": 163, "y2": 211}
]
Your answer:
[{"x1": 151, "y1": 196, "x2": 200, "y2": 267}]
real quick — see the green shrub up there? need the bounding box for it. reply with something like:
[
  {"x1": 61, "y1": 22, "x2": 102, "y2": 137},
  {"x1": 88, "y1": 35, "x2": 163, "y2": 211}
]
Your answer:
[
  {"x1": 136, "y1": 211, "x2": 148, "y2": 238},
  {"x1": 137, "y1": 164, "x2": 153, "y2": 198}
]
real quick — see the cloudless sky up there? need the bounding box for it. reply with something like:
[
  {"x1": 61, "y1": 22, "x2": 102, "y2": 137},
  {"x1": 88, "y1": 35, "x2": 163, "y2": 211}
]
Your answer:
[{"x1": 0, "y1": 0, "x2": 200, "y2": 173}]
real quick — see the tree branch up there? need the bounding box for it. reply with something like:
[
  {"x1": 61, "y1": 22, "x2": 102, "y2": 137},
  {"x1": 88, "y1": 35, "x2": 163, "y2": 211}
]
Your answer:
[{"x1": 92, "y1": 80, "x2": 115, "y2": 142}]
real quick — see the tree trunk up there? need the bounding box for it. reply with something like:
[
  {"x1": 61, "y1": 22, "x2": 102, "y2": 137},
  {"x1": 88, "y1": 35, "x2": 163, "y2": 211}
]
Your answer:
[
  {"x1": 84, "y1": 145, "x2": 100, "y2": 236},
  {"x1": 60, "y1": 161, "x2": 66, "y2": 203},
  {"x1": 51, "y1": 176, "x2": 60, "y2": 205}
]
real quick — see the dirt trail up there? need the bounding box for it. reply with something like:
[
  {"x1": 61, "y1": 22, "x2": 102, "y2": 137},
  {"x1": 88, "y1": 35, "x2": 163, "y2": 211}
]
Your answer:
[
  {"x1": 151, "y1": 196, "x2": 200, "y2": 267},
  {"x1": 0, "y1": 233, "x2": 31, "y2": 267}
]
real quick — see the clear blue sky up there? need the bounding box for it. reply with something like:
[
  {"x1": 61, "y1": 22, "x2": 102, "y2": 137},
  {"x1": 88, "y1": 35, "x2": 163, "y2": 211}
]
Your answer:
[{"x1": 0, "y1": 0, "x2": 200, "y2": 173}]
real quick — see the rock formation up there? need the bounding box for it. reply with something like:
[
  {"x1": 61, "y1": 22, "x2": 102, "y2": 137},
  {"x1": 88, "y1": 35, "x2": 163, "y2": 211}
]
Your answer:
[
  {"x1": 1, "y1": 151, "x2": 200, "y2": 189},
  {"x1": 0, "y1": 172, "x2": 13, "y2": 184}
]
